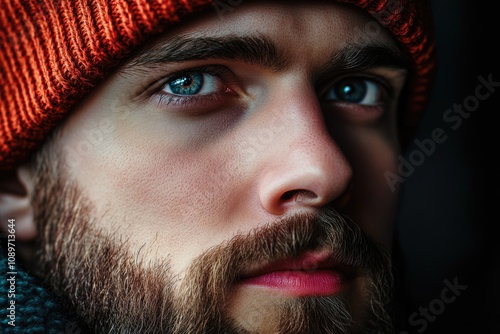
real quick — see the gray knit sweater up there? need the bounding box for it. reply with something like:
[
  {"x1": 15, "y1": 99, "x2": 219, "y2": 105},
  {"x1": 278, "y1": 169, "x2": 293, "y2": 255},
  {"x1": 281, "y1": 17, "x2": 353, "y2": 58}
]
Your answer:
[{"x1": 0, "y1": 238, "x2": 87, "y2": 333}]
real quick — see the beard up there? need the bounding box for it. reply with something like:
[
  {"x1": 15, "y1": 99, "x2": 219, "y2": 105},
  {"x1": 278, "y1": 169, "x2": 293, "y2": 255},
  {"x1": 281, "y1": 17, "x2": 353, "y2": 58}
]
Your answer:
[{"x1": 30, "y1": 144, "x2": 395, "y2": 334}]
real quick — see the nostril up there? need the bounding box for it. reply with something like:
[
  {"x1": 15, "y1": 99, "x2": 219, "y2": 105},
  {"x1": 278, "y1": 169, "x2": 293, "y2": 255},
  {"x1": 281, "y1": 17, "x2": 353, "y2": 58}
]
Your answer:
[
  {"x1": 281, "y1": 191, "x2": 295, "y2": 200},
  {"x1": 280, "y1": 189, "x2": 318, "y2": 203}
]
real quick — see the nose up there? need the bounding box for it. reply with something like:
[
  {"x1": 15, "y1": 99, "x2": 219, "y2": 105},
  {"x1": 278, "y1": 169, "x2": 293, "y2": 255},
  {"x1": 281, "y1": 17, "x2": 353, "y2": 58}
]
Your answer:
[{"x1": 258, "y1": 89, "x2": 353, "y2": 216}]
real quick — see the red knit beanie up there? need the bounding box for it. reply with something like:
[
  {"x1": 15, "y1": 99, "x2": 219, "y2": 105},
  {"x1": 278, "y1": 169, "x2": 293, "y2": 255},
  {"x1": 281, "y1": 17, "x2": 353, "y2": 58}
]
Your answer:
[{"x1": 0, "y1": 0, "x2": 436, "y2": 171}]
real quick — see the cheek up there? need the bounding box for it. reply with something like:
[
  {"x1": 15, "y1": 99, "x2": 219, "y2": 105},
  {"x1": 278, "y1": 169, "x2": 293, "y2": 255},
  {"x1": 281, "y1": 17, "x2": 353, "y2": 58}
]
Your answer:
[
  {"x1": 340, "y1": 128, "x2": 400, "y2": 246},
  {"x1": 100, "y1": 148, "x2": 235, "y2": 256},
  {"x1": 61, "y1": 120, "x2": 246, "y2": 274}
]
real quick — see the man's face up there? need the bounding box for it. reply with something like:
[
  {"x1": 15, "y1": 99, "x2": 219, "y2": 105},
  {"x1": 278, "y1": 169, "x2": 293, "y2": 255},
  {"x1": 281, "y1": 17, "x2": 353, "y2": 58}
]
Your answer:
[{"x1": 32, "y1": 1, "x2": 407, "y2": 333}]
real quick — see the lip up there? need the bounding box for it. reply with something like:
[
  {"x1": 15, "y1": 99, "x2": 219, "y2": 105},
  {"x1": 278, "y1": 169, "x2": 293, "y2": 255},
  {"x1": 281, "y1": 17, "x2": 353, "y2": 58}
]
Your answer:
[{"x1": 238, "y1": 249, "x2": 351, "y2": 297}]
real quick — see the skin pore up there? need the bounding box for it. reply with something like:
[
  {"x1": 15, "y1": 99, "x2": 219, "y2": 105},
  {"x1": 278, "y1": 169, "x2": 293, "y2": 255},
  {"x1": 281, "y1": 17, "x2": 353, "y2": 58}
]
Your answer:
[{"x1": 15, "y1": 1, "x2": 409, "y2": 333}]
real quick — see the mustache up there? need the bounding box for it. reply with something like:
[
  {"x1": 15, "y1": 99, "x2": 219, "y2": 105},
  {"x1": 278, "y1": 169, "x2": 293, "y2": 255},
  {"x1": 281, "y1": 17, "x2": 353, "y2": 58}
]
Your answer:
[
  {"x1": 190, "y1": 207, "x2": 390, "y2": 277},
  {"x1": 177, "y1": 207, "x2": 392, "y2": 306}
]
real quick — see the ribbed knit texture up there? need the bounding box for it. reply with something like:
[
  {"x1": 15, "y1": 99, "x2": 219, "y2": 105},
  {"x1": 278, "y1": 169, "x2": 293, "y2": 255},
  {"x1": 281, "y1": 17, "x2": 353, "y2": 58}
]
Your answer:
[
  {"x1": 0, "y1": 242, "x2": 87, "y2": 333},
  {"x1": 0, "y1": 0, "x2": 436, "y2": 170}
]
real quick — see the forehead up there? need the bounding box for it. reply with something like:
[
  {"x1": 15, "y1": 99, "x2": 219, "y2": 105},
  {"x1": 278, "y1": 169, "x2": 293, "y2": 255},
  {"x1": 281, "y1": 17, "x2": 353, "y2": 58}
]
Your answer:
[{"x1": 184, "y1": 2, "x2": 374, "y2": 36}]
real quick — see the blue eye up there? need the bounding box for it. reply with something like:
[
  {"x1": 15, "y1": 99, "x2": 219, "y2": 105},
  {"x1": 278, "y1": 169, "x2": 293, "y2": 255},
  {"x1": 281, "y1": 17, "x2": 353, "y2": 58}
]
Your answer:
[
  {"x1": 163, "y1": 72, "x2": 225, "y2": 96},
  {"x1": 168, "y1": 73, "x2": 203, "y2": 95},
  {"x1": 323, "y1": 78, "x2": 384, "y2": 105}
]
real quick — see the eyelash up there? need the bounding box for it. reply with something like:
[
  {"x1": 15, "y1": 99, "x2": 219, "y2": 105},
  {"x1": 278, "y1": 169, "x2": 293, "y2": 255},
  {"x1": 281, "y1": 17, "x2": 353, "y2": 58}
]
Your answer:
[{"x1": 156, "y1": 91, "x2": 226, "y2": 107}]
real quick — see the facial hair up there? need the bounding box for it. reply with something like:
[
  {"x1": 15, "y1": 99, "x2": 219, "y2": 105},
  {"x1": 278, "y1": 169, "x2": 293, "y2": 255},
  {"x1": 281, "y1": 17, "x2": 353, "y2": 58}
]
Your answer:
[{"x1": 31, "y1": 144, "x2": 395, "y2": 334}]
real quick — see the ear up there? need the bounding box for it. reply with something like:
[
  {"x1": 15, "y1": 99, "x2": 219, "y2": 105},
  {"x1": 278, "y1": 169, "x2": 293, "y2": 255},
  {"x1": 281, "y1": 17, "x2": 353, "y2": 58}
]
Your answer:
[{"x1": 0, "y1": 165, "x2": 37, "y2": 241}]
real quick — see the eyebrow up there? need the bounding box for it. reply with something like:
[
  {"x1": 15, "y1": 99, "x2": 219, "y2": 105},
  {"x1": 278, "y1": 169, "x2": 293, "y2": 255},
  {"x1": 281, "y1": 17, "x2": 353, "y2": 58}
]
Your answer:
[
  {"x1": 123, "y1": 34, "x2": 409, "y2": 74},
  {"x1": 125, "y1": 35, "x2": 289, "y2": 72}
]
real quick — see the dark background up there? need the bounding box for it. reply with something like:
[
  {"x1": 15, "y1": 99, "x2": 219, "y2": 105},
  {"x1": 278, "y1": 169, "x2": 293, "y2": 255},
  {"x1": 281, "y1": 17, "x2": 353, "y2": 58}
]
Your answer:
[{"x1": 395, "y1": 1, "x2": 498, "y2": 333}]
